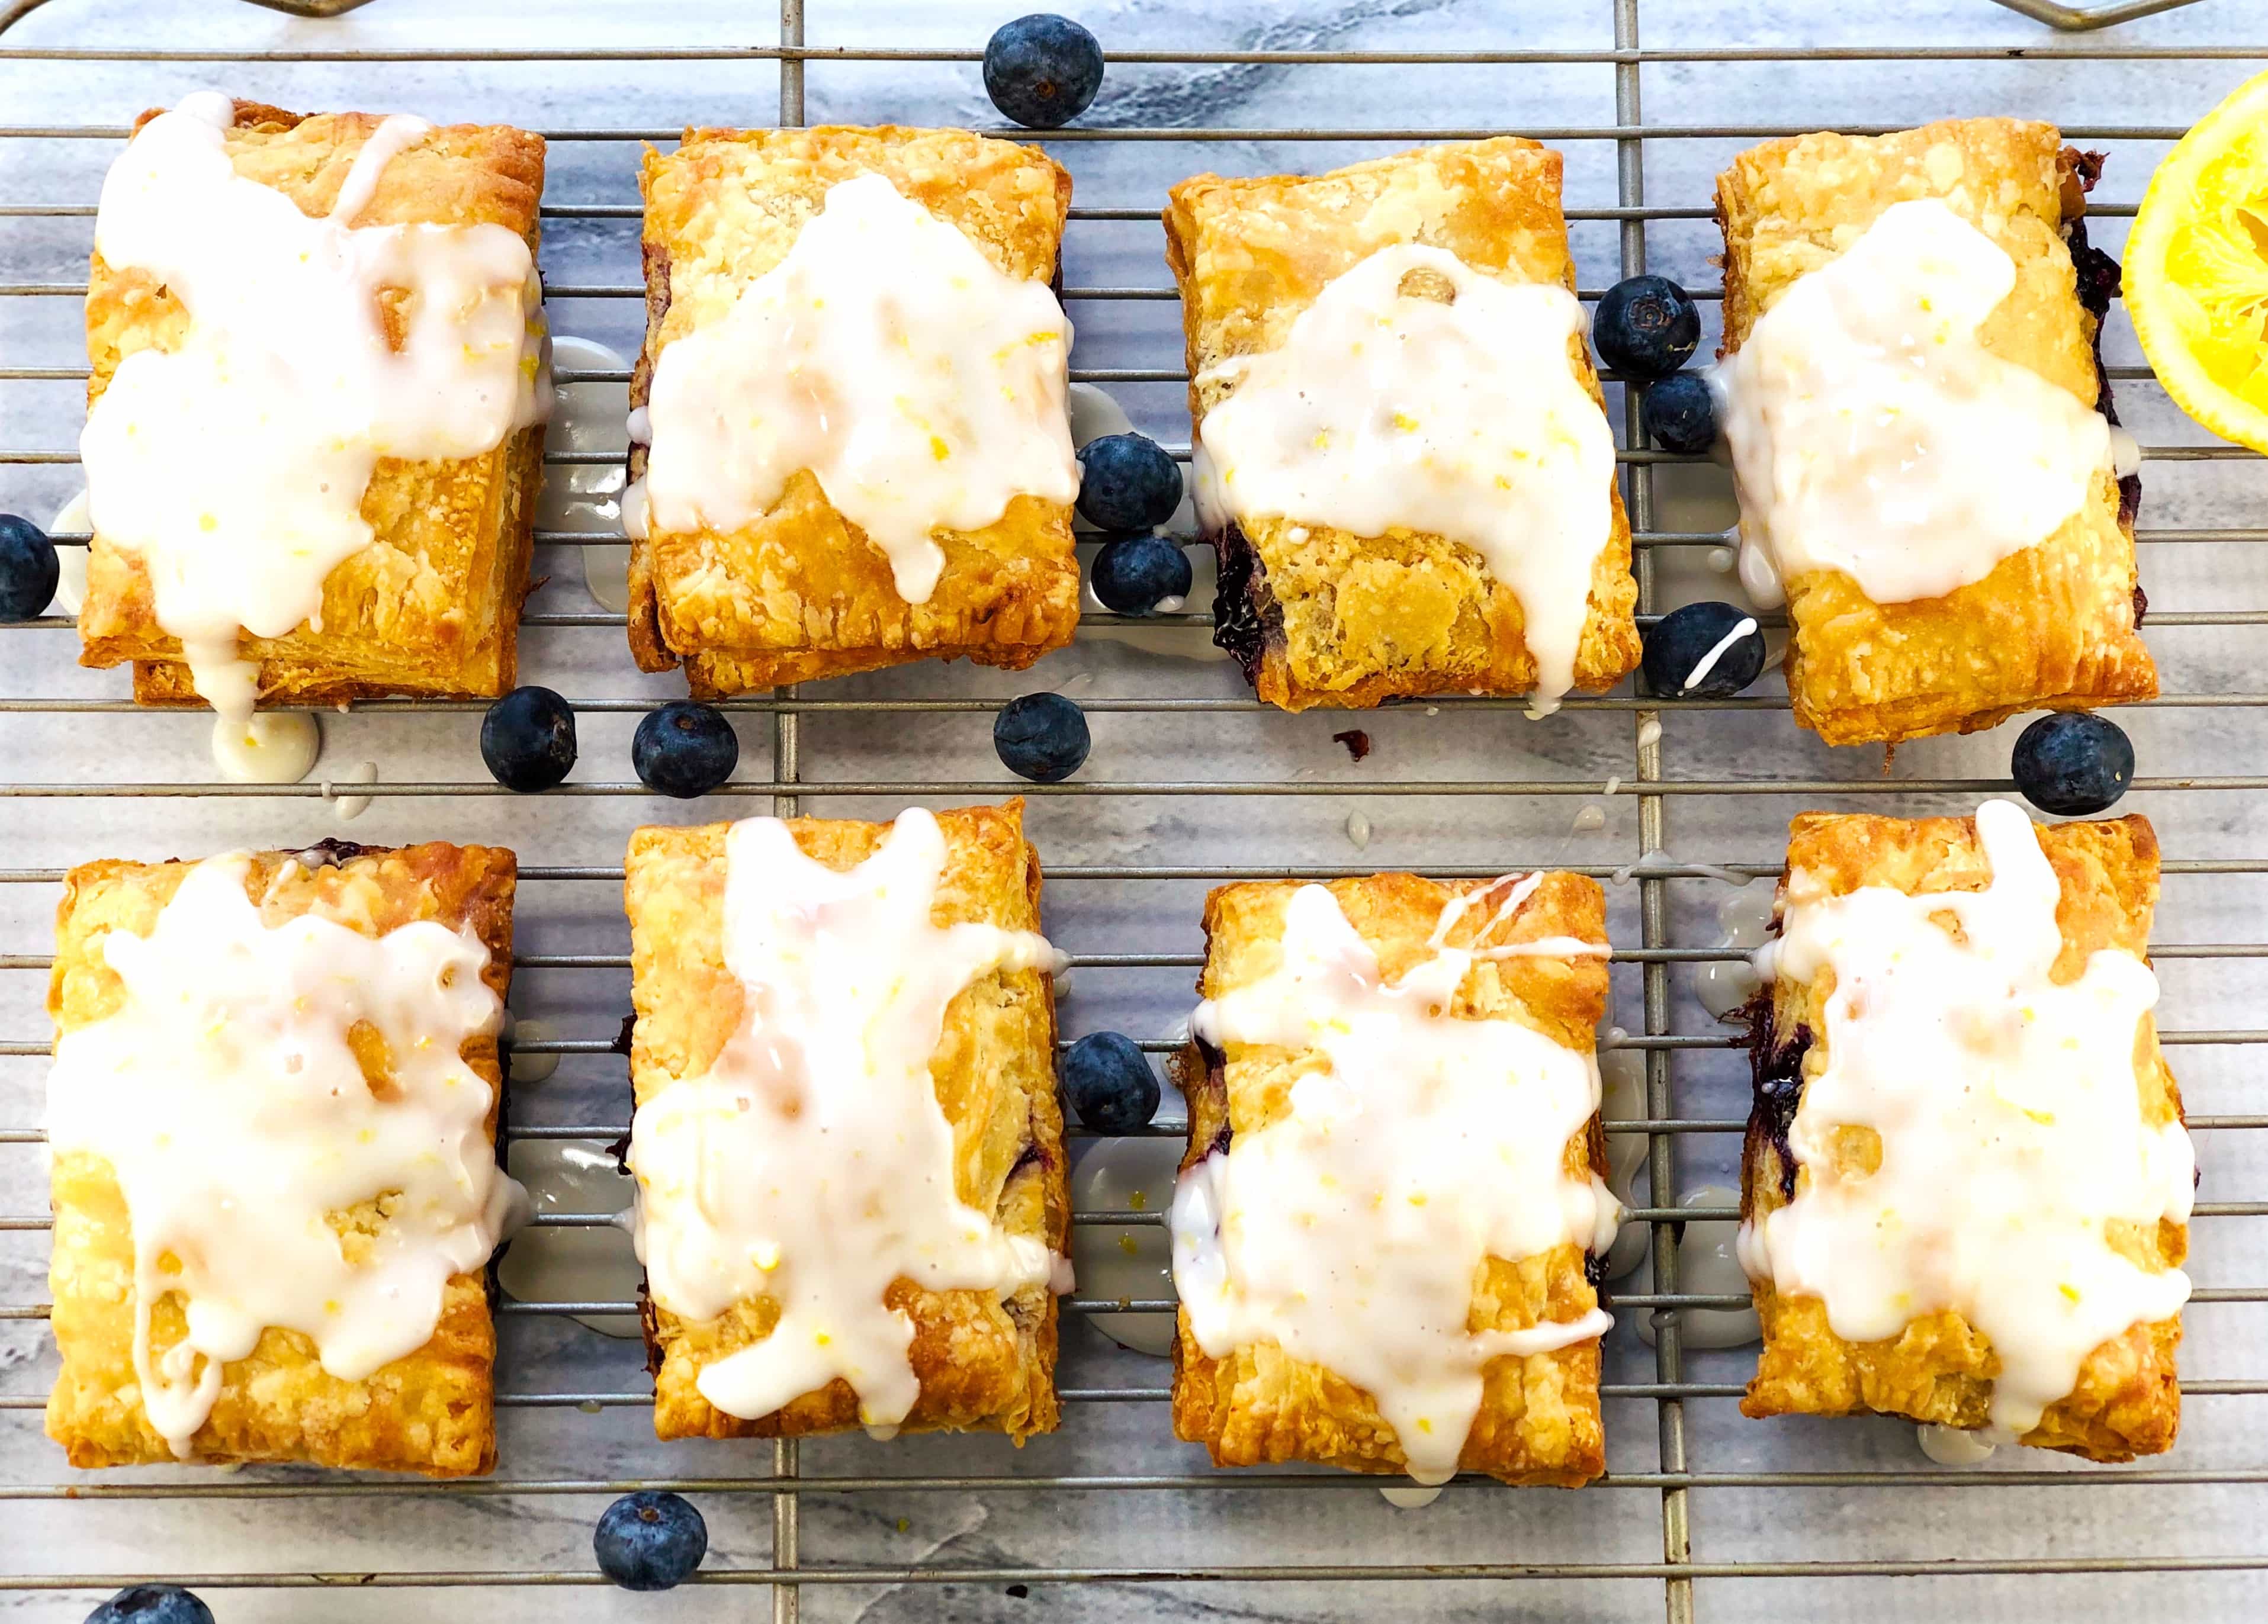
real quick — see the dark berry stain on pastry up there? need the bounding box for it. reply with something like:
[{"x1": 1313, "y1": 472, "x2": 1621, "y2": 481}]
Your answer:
[
  {"x1": 1584, "y1": 1250, "x2": 1610, "y2": 1288},
  {"x1": 1193, "y1": 1032, "x2": 1234, "y2": 1159},
  {"x1": 637, "y1": 1285, "x2": 664, "y2": 1378},
  {"x1": 2060, "y1": 149, "x2": 2144, "y2": 538},
  {"x1": 1209, "y1": 522, "x2": 1284, "y2": 683},
  {"x1": 1739, "y1": 988, "x2": 1812, "y2": 1202},
  {"x1": 612, "y1": 1013, "x2": 637, "y2": 1057},
  {"x1": 1331, "y1": 728, "x2": 1373, "y2": 763},
  {"x1": 291, "y1": 837, "x2": 375, "y2": 871}
]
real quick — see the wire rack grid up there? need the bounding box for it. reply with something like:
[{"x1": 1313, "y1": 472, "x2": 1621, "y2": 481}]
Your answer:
[{"x1": 2, "y1": 1, "x2": 2267, "y2": 1620}]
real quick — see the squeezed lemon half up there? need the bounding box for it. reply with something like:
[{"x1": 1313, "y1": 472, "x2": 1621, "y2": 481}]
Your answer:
[{"x1": 2125, "y1": 69, "x2": 2268, "y2": 452}]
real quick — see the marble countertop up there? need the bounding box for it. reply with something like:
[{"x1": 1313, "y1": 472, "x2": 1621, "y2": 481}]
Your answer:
[{"x1": 2, "y1": 0, "x2": 2266, "y2": 1618}]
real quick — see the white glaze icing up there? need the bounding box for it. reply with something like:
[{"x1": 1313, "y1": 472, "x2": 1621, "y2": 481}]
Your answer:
[
  {"x1": 503, "y1": 1012, "x2": 559, "y2": 1084},
  {"x1": 43, "y1": 854, "x2": 518, "y2": 1456},
  {"x1": 1918, "y1": 1422, "x2": 2000, "y2": 1466},
  {"x1": 635, "y1": 173, "x2": 1078, "y2": 604},
  {"x1": 495, "y1": 1138, "x2": 642, "y2": 1339},
  {"x1": 1721, "y1": 198, "x2": 2110, "y2": 612},
  {"x1": 1694, "y1": 876, "x2": 1778, "y2": 1021},
  {"x1": 1378, "y1": 1485, "x2": 1445, "y2": 1509},
  {"x1": 538, "y1": 335, "x2": 634, "y2": 614},
  {"x1": 1737, "y1": 799, "x2": 2193, "y2": 1436},
  {"x1": 628, "y1": 809, "x2": 1069, "y2": 1432},
  {"x1": 1636, "y1": 1185, "x2": 1759, "y2": 1350},
  {"x1": 209, "y1": 710, "x2": 322, "y2": 785},
  {"x1": 329, "y1": 758, "x2": 378, "y2": 821},
  {"x1": 1170, "y1": 877, "x2": 1616, "y2": 1484},
  {"x1": 1345, "y1": 811, "x2": 1373, "y2": 850},
  {"x1": 79, "y1": 94, "x2": 548, "y2": 731},
  {"x1": 1068, "y1": 1136, "x2": 1179, "y2": 1358},
  {"x1": 47, "y1": 490, "x2": 89, "y2": 617},
  {"x1": 1681, "y1": 615, "x2": 1757, "y2": 692},
  {"x1": 1188, "y1": 244, "x2": 1615, "y2": 714},
  {"x1": 1597, "y1": 1037, "x2": 1652, "y2": 1282}
]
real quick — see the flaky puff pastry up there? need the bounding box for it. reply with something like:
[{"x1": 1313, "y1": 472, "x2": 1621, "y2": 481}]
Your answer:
[
  {"x1": 1717, "y1": 120, "x2": 2155, "y2": 747},
  {"x1": 629, "y1": 126, "x2": 1080, "y2": 697},
  {"x1": 1165, "y1": 140, "x2": 1640, "y2": 712},
  {"x1": 46, "y1": 839, "x2": 515, "y2": 1476},
  {"x1": 1742, "y1": 811, "x2": 2183, "y2": 1461},
  {"x1": 80, "y1": 102, "x2": 545, "y2": 709},
  {"x1": 1172, "y1": 872, "x2": 1611, "y2": 1485},
  {"x1": 625, "y1": 800, "x2": 1066, "y2": 1440}
]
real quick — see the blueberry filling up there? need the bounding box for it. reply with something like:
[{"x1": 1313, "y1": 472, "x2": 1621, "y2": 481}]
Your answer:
[
  {"x1": 2060, "y1": 150, "x2": 2143, "y2": 539},
  {"x1": 291, "y1": 837, "x2": 375, "y2": 870},
  {"x1": 1740, "y1": 989, "x2": 1813, "y2": 1202},
  {"x1": 1209, "y1": 522, "x2": 1282, "y2": 682}
]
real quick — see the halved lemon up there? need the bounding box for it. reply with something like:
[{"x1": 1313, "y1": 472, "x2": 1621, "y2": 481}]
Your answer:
[{"x1": 2124, "y1": 69, "x2": 2268, "y2": 452}]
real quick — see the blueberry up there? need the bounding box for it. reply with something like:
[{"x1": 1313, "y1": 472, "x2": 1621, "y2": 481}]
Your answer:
[
  {"x1": 994, "y1": 692, "x2": 1090, "y2": 783},
  {"x1": 634, "y1": 700, "x2": 740, "y2": 799},
  {"x1": 1641, "y1": 371, "x2": 1718, "y2": 455},
  {"x1": 85, "y1": 1586, "x2": 214, "y2": 1624},
  {"x1": 1592, "y1": 275, "x2": 1701, "y2": 380},
  {"x1": 595, "y1": 1490, "x2": 708, "y2": 1592},
  {"x1": 1062, "y1": 1031, "x2": 1161, "y2": 1133},
  {"x1": 2012, "y1": 712, "x2": 2134, "y2": 816},
  {"x1": 480, "y1": 686, "x2": 577, "y2": 792},
  {"x1": 984, "y1": 14, "x2": 1105, "y2": 130},
  {"x1": 0, "y1": 513, "x2": 60, "y2": 621},
  {"x1": 1091, "y1": 533, "x2": 1193, "y2": 614},
  {"x1": 1076, "y1": 432, "x2": 1182, "y2": 531},
  {"x1": 1641, "y1": 601, "x2": 1765, "y2": 699}
]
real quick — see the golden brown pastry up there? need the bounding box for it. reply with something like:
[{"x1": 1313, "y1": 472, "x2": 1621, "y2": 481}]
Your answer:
[
  {"x1": 1742, "y1": 809, "x2": 2183, "y2": 1461},
  {"x1": 79, "y1": 101, "x2": 546, "y2": 709},
  {"x1": 1164, "y1": 139, "x2": 1640, "y2": 711},
  {"x1": 625, "y1": 799, "x2": 1066, "y2": 1440},
  {"x1": 1716, "y1": 119, "x2": 2155, "y2": 746},
  {"x1": 1172, "y1": 871, "x2": 1611, "y2": 1485},
  {"x1": 628, "y1": 126, "x2": 1081, "y2": 696},
  {"x1": 46, "y1": 838, "x2": 515, "y2": 1476}
]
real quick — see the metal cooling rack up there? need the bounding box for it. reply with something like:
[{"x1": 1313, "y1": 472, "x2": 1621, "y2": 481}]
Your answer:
[{"x1": 1, "y1": 1, "x2": 2266, "y2": 1620}]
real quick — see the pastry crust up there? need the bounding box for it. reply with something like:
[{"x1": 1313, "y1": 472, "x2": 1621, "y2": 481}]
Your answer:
[
  {"x1": 624, "y1": 799, "x2": 1066, "y2": 1440},
  {"x1": 1716, "y1": 120, "x2": 2156, "y2": 747},
  {"x1": 78, "y1": 101, "x2": 547, "y2": 709},
  {"x1": 1172, "y1": 871, "x2": 1611, "y2": 1485},
  {"x1": 629, "y1": 126, "x2": 1080, "y2": 697},
  {"x1": 1741, "y1": 810, "x2": 2183, "y2": 1461},
  {"x1": 45, "y1": 839, "x2": 516, "y2": 1476},
  {"x1": 1164, "y1": 140, "x2": 1640, "y2": 712}
]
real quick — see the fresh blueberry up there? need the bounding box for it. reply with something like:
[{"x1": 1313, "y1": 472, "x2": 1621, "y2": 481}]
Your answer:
[
  {"x1": 1592, "y1": 275, "x2": 1701, "y2": 380},
  {"x1": 2012, "y1": 712, "x2": 2134, "y2": 816},
  {"x1": 0, "y1": 513, "x2": 60, "y2": 621},
  {"x1": 634, "y1": 700, "x2": 740, "y2": 799},
  {"x1": 1076, "y1": 432, "x2": 1183, "y2": 530},
  {"x1": 595, "y1": 1490, "x2": 708, "y2": 1592},
  {"x1": 994, "y1": 692, "x2": 1090, "y2": 783},
  {"x1": 1091, "y1": 533, "x2": 1193, "y2": 614},
  {"x1": 1062, "y1": 1031, "x2": 1161, "y2": 1133},
  {"x1": 480, "y1": 685, "x2": 577, "y2": 792},
  {"x1": 1641, "y1": 371, "x2": 1718, "y2": 454},
  {"x1": 984, "y1": 14, "x2": 1106, "y2": 130},
  {"x1": 1641, "y1": 600, "x2": 1765, "y2": 699},
  {"x1": 85, "y1": 1586, "x2": 214, "y2": 1624}
]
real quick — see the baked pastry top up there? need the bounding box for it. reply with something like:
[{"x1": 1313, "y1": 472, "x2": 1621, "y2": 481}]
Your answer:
[
  {"x1": 1172, "y1": 870, "x2": 1612, "y2": 1486},
  {"x1": 45, "y1": 840, "x2": 516, "y2": 1477},
  {"x1": 1165, "y1": 138, "x2": 1640, "y2": 712},
  {"x1": 1716, "y1": 118, "x2": 2155, "y2": 747},
  {"x1": 1741, "y1": 808, "x2": 2186, "y2": 1461},
  {"x1": 624, "y1": 799, "x2": 1066, "y2": 1440},
  {"x1": 79, "y1": 99, "x2": 547, "y2": 710},
  {"x1": 628, "y1": 125, "x2": 1081, "y2": 697}
]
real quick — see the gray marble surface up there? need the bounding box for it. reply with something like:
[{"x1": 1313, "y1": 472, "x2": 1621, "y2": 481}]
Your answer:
[{"x1": 2, "y1": 0, "x2": 2266, "y2": 1618}]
